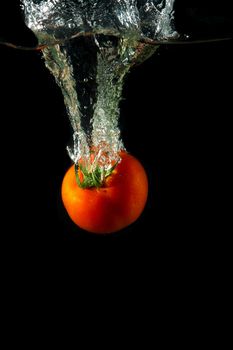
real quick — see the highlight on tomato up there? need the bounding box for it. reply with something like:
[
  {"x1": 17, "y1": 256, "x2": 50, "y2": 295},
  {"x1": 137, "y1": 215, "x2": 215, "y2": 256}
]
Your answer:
[{"x1": 61, "y1": 149, "x2": 148, "y2": 234}]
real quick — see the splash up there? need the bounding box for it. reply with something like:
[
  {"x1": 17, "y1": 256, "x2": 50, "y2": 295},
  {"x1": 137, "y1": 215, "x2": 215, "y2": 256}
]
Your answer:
[{"x1": 21, "y1": 0, "x2": 177, "y2": 170}]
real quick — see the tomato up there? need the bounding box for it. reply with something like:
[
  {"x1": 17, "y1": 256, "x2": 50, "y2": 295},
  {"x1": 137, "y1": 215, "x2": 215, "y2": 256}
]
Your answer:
[{"x1": 61, "y1": 151, "x2": 148, "y2": 234}]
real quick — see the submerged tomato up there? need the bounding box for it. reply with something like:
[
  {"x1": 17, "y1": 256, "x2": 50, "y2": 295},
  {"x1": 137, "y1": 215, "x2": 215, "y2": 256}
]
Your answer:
[{"x1": 61, "y1": 151, "x2": 148, "y2": 234}]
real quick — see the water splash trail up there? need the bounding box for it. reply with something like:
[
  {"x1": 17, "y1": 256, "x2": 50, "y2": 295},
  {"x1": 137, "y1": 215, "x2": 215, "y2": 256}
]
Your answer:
[{"x1": 21, "y1": 0, "x2": 177, "y2": 169}]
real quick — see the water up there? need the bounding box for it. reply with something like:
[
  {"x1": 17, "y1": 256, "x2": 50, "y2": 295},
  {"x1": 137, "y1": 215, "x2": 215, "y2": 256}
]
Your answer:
[{"x1": 21, "y1": 0, "x2": 177, "y2": 170}]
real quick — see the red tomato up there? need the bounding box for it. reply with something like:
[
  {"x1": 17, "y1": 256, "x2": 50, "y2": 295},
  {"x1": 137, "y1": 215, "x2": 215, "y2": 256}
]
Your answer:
[{"x1": 61, "y1": 151, "x2": 148, "y2": 234}]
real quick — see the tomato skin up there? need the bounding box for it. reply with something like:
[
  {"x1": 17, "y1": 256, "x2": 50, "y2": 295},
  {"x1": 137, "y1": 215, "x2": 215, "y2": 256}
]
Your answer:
[{"x1": 61, "y1": 152, "x2": 148, "y2": 234}]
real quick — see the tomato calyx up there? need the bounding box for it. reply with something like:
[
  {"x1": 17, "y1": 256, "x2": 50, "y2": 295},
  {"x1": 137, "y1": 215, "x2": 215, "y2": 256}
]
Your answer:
[
  {"x1": 74, "y1": 161, "x2": 118, "y2": 189},
  {"x1": 74, "y1": 145, "x2": 123, "y2": 189}
]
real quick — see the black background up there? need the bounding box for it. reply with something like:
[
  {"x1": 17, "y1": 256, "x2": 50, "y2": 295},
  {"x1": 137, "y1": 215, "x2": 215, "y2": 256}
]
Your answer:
[{"x1": 0, "y1": 1, "x2": 232, "y2": 267}]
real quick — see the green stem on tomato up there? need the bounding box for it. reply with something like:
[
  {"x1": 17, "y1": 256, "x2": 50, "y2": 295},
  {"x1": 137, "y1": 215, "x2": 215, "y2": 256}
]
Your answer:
[{"x1": 74, "y1": 161, "x2": 118, "y2": 189}]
